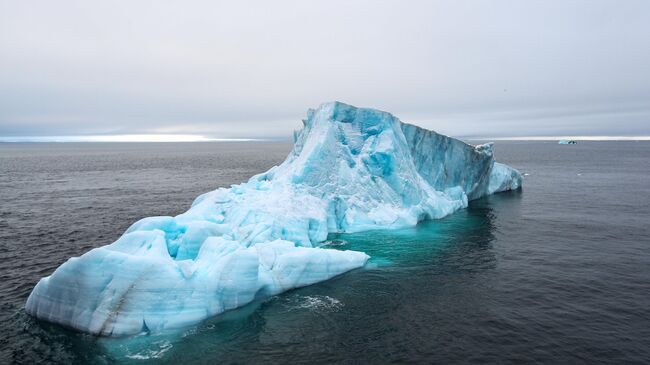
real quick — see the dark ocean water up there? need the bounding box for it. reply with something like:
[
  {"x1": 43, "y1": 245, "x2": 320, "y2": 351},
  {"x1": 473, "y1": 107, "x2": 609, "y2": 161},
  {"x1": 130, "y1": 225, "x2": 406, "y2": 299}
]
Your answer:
[{"x1": 0, "y1": 141, "x2": 649, "y2": 364}]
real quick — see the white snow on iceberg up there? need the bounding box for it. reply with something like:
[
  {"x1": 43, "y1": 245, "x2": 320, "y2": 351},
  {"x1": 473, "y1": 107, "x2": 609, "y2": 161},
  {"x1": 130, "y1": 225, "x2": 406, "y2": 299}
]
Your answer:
[{"x1": 26, "y1": 102, "x2": 522, "y2": 336}]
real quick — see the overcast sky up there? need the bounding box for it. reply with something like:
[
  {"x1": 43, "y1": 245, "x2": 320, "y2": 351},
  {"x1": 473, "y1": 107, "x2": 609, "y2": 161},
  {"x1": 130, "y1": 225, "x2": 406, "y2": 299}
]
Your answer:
[{"x1": 1, "y1": 0, "x2": 649, "y2": 139}]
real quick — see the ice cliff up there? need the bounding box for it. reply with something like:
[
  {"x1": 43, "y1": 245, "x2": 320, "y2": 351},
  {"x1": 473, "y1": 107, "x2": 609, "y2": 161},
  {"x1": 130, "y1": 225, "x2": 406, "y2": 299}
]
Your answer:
[{"x1": 26, "y1": 102, "x2": 522, "y2": 336}]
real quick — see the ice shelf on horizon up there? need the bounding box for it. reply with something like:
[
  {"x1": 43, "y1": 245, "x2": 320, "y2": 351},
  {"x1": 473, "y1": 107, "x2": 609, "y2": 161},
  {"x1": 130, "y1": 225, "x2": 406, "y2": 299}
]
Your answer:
[{"x1": 26, "y1": 101, "x2": 522, "y2": 336}]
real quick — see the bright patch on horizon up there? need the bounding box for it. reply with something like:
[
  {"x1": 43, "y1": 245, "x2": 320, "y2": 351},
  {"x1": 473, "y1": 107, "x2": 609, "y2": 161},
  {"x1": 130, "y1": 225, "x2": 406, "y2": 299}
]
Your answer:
[
  {"x1": 0, "y1": 134, "x2": 257, "y2": 142},
  {"x1": 471, "y1": 136, "x2": 650, "y2": 141}
]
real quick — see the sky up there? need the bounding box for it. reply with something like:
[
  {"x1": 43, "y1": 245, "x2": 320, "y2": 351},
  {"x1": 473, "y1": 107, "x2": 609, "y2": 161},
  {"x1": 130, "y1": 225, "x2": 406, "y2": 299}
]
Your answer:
[{"x1": 1, "y1": 0, "x2": 649, "y2": 140}]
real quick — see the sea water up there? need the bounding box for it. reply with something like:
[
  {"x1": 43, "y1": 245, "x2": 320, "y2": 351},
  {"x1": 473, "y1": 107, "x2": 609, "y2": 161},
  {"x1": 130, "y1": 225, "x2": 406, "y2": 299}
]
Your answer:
[{"x1": 1, "y1": 141, "x2": 649, "y2": 364}]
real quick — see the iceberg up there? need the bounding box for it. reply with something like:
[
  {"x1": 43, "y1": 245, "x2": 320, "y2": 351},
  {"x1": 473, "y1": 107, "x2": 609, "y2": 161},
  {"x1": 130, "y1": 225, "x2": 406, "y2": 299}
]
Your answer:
[{"x1": 26, "y1": 102, "x2": 522, "y2": 336}]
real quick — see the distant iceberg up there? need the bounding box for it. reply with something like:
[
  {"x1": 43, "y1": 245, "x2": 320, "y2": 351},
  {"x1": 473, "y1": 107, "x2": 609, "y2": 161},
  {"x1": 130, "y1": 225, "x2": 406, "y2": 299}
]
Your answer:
[
  {"x1": 26, "y1": 102, "x2": 522, "y2": 336},
  {"x1": 558, "y1": 139, "x2": 577, "y2": 144}
]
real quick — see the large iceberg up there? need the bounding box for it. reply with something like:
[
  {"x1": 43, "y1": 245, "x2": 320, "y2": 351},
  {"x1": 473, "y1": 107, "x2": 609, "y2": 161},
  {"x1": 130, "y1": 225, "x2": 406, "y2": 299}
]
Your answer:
[{"x1": 26, "y1": 102, "x2": 522, "y2": 336}]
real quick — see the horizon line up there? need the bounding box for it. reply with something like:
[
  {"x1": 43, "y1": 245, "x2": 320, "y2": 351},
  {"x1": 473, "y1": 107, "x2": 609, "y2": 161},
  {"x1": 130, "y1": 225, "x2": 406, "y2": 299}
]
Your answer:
[
  {"x1": 466, "y1": 135, "x2": 650, "y2": 141},
  {"x1": 1, "y1": 134, "x2": 650, "y2": 143},
  {"x1": 0, "y1": 134, "x2": 267, "y2": 143}
]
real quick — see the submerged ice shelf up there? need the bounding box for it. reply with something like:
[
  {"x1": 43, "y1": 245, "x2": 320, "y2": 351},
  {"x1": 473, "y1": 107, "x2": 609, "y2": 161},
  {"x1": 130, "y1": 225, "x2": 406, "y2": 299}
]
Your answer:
[{"x1": 26, "y1": 102, "x2": 522, "y2": 336}]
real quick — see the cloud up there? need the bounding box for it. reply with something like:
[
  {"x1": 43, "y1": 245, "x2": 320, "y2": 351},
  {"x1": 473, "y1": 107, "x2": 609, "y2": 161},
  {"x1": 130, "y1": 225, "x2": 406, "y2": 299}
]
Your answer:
[{"x1": 1, "y1": 0, "x2": 649, "y2": 138}]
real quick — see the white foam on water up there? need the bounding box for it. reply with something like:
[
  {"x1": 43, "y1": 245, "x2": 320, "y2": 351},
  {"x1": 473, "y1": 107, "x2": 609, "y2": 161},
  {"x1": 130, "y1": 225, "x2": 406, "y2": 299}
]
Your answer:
[{"x1": 124, "y1": 340, "x2": 173, "y2": 360}]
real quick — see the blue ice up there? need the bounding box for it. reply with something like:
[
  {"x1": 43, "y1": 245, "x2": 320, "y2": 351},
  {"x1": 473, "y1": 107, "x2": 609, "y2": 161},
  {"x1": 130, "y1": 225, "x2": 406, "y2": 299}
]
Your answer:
[{"x1": 26, "y1": 102, "x2": 522, "y2": 336}]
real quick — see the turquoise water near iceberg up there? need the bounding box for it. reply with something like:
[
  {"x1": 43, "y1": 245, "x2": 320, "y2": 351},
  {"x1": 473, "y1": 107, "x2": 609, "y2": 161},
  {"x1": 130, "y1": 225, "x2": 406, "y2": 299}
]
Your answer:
[
  {"x1": 89, "y1": 203, "x2": 506, "y2": 364},
  {"x1": 1, "y1": 141, "x2": 649, "y2": 364}
]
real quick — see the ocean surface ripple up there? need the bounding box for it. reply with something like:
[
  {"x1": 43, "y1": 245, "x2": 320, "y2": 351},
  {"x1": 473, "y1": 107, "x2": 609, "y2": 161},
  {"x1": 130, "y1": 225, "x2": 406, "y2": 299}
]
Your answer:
[{"x1": 0, "y1": 141, "x2": 649, "y2": 364}]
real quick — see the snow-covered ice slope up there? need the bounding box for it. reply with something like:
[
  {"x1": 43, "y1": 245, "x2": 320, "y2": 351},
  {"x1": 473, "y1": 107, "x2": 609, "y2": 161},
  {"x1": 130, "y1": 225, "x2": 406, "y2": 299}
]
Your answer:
[{"x1": 26, "y1": 102, "x2": 522, "y2": 336}]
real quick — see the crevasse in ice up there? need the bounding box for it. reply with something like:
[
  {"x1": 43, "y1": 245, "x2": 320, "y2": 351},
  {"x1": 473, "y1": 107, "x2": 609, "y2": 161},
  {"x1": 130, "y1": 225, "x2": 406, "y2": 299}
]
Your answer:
[{"x1": 26, "y1": 102, "x2": 522, "y2": 336}]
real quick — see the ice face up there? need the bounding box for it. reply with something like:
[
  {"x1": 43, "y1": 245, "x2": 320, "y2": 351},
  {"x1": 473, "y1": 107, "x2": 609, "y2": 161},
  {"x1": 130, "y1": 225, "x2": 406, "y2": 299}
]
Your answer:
[{"x1": 26, "y1": 101, "x2": 522, "y2": 336}]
